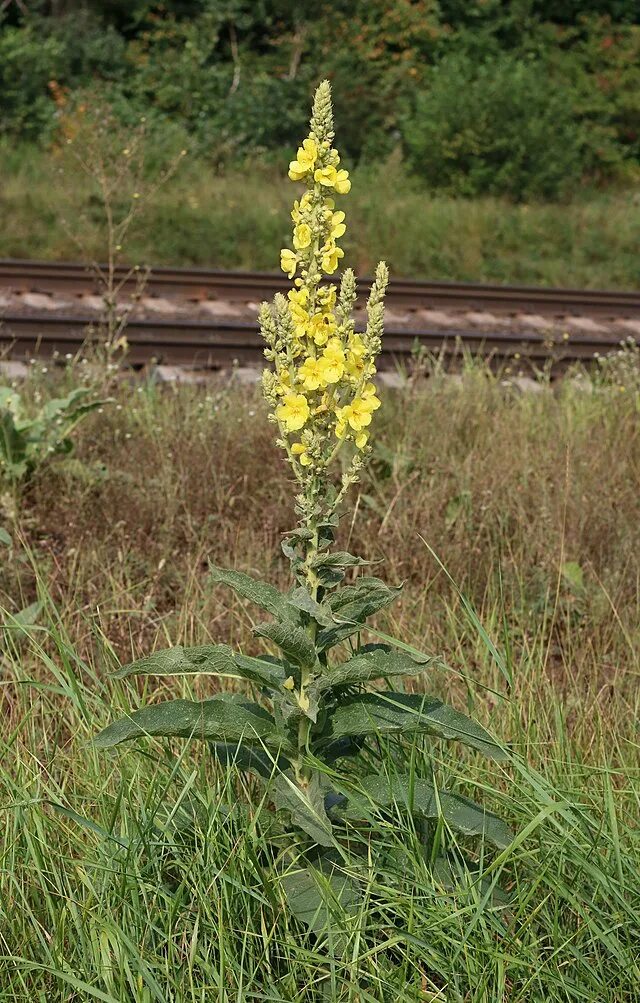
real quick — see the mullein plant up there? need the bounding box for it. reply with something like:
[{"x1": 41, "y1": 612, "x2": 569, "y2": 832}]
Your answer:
[{"x1": 96, "y1": 82, "x2": 511, "y2": 933}]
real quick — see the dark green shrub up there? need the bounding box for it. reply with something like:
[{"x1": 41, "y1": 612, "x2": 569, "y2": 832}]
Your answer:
[
  {"x1": 402, "y1": 53, "x2": 586, "y2": 199},
  {"x1": 0, "y1": 23, "x2": 65, "y2": 139}
]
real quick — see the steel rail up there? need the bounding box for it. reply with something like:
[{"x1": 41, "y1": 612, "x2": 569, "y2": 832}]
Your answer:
[
  {"x1": 1, "y1": 259, "x2": 638, "y2": 317},
  {"x1": 0, "y1": 312, "x2": 623, "y2": 369}
]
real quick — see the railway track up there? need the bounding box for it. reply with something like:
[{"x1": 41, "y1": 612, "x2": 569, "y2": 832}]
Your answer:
[
  {"x1": 1, "y1": 258, "x2": 638, "y2": 316},
  {"x1": 1, "y1": 259, "x2": 638, "y2": 370}
]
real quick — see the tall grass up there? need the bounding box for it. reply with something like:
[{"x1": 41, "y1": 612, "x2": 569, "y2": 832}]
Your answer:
[
  {"x1": 1, "y1": 360, "x2": 639, "y2": 1000},
  {"x1": 1, "y1": 142, "x2": 639, "y2": 287}
]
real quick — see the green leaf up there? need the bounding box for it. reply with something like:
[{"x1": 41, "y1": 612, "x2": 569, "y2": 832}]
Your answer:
[
  {"x1": 344, "y1": 775, "x2": 514, "y2": 849},
  {"x1": 319, "y1": 692, "x2": 507, "y2": 761},
  {"x1": 39, "y1": 387, "x2": 91, "y2": 420},
  {"x1": 113, "y1": 643, "x2": 285, "y2": 690},
  {"x1": 0, "y1": 527, "x2": 12, "y2": 547},
  {"x1": 1, "y1": 409, "x2": 26, "y2": 476},
  {"x1": 94, "y1": 696, "x2": 291, "y2": 752},
  {"x1": 210, "y1": 564, "x2": 295, "y2": 620},
  {"x1": 281, "y1": 861, "x2": 360, "y2": 947},
  {"x1": 311, "y1": 649, "x2": 433, "y2": 695},
  {"x1": 2, "y1": 600, "x2": 43, "y2": 645},
  {"x1": 316, "y1": 516, "x2": 339, "y2": 549},
  {"x1": 311, "y1": 551, "x2": 369, "y2": 586},
  {"x1": 233, "y1": 653, "x2": 287, "y2": 689},
  {"x1": 317, "y1": 577, "x2": 402, "y2": 649},
  {"x1": 445, "y1": 490, "x2": 472, "y2": 530},
  {"x1": 253, "y1": 621, "x2": 317, "y2": 669},
  {"x1": 561, "y1": 561, "x2": 585, "y2": 594},
  {"x1": 286, "y1": 586, "x2": 335, "y2": 627},
  {"x1": 209, "y1": 742, "x2": 288, "y2": 778},
  {"x1": 273, "y1": 773, "x2": 336, "y2": 847},
  {"x1": 114, "y1": 643, "x2": 235, "y2": 679}
]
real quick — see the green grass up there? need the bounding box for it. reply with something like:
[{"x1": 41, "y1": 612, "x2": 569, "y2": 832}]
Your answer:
[
  {"x1": 1, "y1": 141, "x2": 640, "y2": 287},
  {"x1": 1, "y1": 357, "x2": 640, "y2": 1000}
]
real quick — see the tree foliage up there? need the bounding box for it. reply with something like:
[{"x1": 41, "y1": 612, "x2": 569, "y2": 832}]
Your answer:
[{"x1": 3, "y1": 1, "x2": 638, "y2": 196}]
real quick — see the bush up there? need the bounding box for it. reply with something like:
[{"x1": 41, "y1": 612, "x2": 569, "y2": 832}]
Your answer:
[
  {"x1": 0, "y1": 23, "x2": 65, "y2": 139},
  {"x1": 402, "y1": 53, "x2": 587, "y2": 200}
]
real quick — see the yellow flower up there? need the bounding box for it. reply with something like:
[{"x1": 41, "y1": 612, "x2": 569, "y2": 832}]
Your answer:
[
  {"x1": 275, "y1": 367, "x2": 292, "y2": 395},
  {"x1": 345, "y1": 355, "x2": 365, "y2": 382},
  {"x1": 321, "y1": 242, "x2": 344, "y2": 275},
  {"x1": 330, "y1": 210, "x2": 346, "y2": 239},
  {"x1": 318, "y1": 338, "x2": 345, "y2": 384},
  {"x1": 288, "y1": 287, "x2": 308, "y2": 308},
  {"x1": 280, "y1": 248, "x2": 297, "y2": 278},
  {"x1": 276, "y1": 392, "x2": 310, "y2": 431},
  {"x1": 293, "y1": 223, "x2": 312, "y2": 250},
  {"x1": 361, "y1": 382, "x2": 381, "y2": 410},
  {"x1": 288, "y1": 138, "x2": 318, "y2": 180},
  {"x1": 317, "y1": 285, "x2": 336, "y2": 311},
  {"x1": 334, "y1": 169, "x2": 351, "y2": 194},
  {"x1": 291, "y1": 192, "x2": 313, "y2": 223},
  {"x1": 299, "y1": 356, "x2": 326, "y2": 391},
  {"x1": 348, "y1": 334, "x2": 366, "y2": 359},
  {"x1": 316, "y1": 164, "x2": 350, "y2": 194},
  {"x1": 290, "y1": 300, "x2": 309, "y2": 334},
  {"x1": 315, "y1": 165, "x2": 338, "y2": 187},
  {"x1": 291, "y1": 442, "x2": 312, "y2": 466},
  {"x1": 355, "y1": 431, "x2": 369, "y2": 449},
  {"x1": 309, "y1": 312, "x2": 336, "y2": 346},
  {"x1": 336, "y1": 397, "x2": 373, "y2": 431}
]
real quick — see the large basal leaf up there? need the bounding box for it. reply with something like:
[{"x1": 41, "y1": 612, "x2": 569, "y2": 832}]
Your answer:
[
  {"x1": 113, "y1": 643, "x2": 285, "y2": 690},
  {"x1": 317, "y1": 577, "x2": 402, "y2": 650},
  {"x1": 210, "y1": 564, "x2": 296, "y2": 621},
  {"x1": 311, "y1": 649, "x2": 433, "y2": 695},
  {"x1": 94, "y1": 696, "x2": 292, "y2": 752},
  {"x1": 253, "y1": 621, "x2": 317, "y2": 669},
  {"x1": 273, "y1": 773, "x2": 336, "y2": 847},
  {"x1": 40, "y1": 387, "x2": 91, "y2": 420},
  {"x1": 281, "y1": 861, "x2": 360, "y2": 949},
  {"x1": 209, "y1": 742, "x2": 289, "y2": 778},
  {"x1": 319, "y1": 692, "x2": 507, "y2": 761},
  {"x1": 344, "y1": 774, "x2": 514, "y2": 849}
]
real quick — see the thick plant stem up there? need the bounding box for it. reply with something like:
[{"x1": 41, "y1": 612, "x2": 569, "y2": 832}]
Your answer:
[{"x1": 294, "y1": 518, "x2": 321, "y2": 784}]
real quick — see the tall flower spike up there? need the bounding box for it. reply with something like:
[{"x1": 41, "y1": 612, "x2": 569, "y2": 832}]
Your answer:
[{"x1": 259, "y1": 80, "x2": 387, "y2": 533}]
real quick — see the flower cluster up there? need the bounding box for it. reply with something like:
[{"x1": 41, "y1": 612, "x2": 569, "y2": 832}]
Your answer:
[{"x1": 260, "y1": 80, "x2": 388, "y2": 528}]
